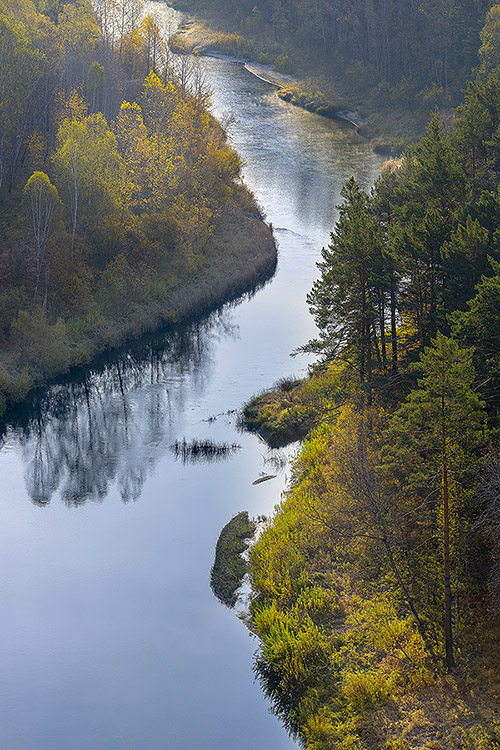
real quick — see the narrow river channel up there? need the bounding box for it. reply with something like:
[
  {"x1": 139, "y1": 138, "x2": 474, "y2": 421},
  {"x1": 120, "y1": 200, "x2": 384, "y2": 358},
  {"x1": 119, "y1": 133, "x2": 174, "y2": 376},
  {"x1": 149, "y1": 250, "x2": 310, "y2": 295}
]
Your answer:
[{"x1": 0, "y1": 7, "x2": 384, "y2": 748}]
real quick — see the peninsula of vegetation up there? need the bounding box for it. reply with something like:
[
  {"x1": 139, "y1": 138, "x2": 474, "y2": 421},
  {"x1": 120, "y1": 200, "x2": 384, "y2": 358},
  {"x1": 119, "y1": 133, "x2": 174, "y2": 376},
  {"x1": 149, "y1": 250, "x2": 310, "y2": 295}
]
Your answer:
[
  {"x1": 241, "y1": 61, "x2": 500, "y2": 749},
  {"x1": 0, "y1": 0, "x2": 276, "y2": 416}
]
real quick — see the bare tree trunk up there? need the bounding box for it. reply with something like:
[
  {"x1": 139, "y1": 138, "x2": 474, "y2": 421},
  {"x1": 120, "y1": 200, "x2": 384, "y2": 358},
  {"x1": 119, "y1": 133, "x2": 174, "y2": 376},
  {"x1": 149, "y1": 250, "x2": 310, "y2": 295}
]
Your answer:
[
  {"x1": 390, "y1": 285, "x2": 398, "y2": 375},
  {"x1": 442, "y1": 393, "x2": 455, "y2": 670}
]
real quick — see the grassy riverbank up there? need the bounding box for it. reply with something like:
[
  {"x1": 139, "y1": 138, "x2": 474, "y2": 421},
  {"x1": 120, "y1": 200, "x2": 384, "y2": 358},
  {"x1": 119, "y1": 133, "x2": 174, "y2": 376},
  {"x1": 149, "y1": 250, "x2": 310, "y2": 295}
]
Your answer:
[
  {"x1": 244, "y1": 366, "x2": 500, "y2": 749},
  {"x1": 167, "y1": 2, "x2": 453, "y2": 153},
  {"x1": 0, "y1": 188, "x2": 276, "y2": 416},
  {"x1": 242, "y1": 363, "x2": 351, "y2": 448}
]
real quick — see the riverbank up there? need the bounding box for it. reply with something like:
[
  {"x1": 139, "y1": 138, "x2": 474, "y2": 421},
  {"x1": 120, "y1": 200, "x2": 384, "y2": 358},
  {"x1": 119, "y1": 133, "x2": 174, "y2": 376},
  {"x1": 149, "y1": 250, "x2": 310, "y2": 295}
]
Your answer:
[
  {"x1": 244, "y1": 362, "x2": 500, "y2": 749},
  {"x1": 169, "y1": 17, "x2": 363, "y2": 132},
  {"x1": 0, "y1": 190, "x2": 277, "y2": 416},
  {"x1": 248, "y1": 395, "x2": 500, "y2": 750},
  {"x1": 167, "y1": 5, "x2": 433, "y2": 153}
]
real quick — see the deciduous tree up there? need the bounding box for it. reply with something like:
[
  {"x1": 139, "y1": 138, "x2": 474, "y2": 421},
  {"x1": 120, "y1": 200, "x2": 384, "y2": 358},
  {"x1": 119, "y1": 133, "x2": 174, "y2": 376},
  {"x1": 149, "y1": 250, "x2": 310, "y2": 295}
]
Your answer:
[{"x1": 24, "y1": 171, "x2": 61, "y2": 310}]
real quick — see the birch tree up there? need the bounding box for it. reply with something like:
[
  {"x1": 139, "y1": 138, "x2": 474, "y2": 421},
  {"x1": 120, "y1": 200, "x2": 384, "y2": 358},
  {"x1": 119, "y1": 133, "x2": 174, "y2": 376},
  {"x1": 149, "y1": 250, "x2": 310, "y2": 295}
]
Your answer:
[{"x1": 24, "y1": 171, "x2": 61, "y2": 309}]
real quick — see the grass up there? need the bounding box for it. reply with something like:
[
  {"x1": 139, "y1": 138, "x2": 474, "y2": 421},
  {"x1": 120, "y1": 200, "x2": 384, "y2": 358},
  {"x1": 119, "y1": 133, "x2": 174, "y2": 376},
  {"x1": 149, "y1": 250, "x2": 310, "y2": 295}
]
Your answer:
[
  {"x1": 0, "y1": 188, "x2": 277, "y2": 415},
  {"x1": 170, "y1": 439, "x2": 241, "y2": 463},
  {"x1": 277, "y1": 82, "x2": 350, "y2": 121},
  {"x1": 210, "y1": 511, "x2": 257, "y2": 607},
  {"x1": 242, "y1": 362, "x2": 352, "y2": 447}
]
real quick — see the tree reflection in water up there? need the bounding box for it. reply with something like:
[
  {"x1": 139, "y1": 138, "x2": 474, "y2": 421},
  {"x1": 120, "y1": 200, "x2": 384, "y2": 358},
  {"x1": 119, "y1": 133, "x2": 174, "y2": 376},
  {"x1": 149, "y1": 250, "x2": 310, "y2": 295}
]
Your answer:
[
  {"x1": 170, "y1": 438, "x2": 241, "y2": 464},
  {"x1": 3, "y1": 308, "x2": 241, "y2": 506}
]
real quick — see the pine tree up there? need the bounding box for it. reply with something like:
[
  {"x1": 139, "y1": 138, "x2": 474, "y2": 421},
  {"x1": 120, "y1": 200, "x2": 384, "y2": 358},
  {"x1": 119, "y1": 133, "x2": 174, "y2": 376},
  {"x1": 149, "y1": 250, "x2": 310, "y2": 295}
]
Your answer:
[
  {"x1": 384, "y1": 333, "x2": 487, "y2": 669},
  {"x1": 304, "y1": 178, "x2": 384, "y2": 396}
]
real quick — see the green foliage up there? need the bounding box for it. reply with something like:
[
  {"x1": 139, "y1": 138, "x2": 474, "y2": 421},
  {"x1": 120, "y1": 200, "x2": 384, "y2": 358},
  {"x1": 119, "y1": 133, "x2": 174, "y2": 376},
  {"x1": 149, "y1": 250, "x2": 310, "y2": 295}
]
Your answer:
[
  {"x1": 404, "y1": 116, "x2": 470, "y2": 219},
  {"x1": 342, "y1": 669, "x2": 396, "y2": 708},
  {"x1": 249, "y1": 389, "x2": 497, "y2": 745},
  {"x1": 442, "y1": 217, "x2": 490, "y2": 309},
  {"x1": 479, "y1": 5, "x2": 500, "y2": 73},
  {"x1": 53, "y1": 111, "x2": 124, "y2": 245},
  {"x1": 10, "y1": 308, "x2": 71, "y2": 379},
  {"x1": 304, "y1": 178, "x2": 383, "y2": 386},
  {"x1": 210, "y1": 511, "x2": 256, "y2": 608},
  {"x1": 452, "y1": 69, "x2": 500, "y2": 189},
  {"x1": 243, "y1": 360, "x2": 353, "y2": 447},
  {"x1": 384, "y1": 333, "x2": 486, "y2": 489},
  {"x1": 248, "y1": 340, "x2": 492, "y2": 745},
  {"x1": 451, "y1": 259, "x2": 500, "y2": 423},
  {"x1": 9, "y1": 368, "x2": 33, "y2": 403}
]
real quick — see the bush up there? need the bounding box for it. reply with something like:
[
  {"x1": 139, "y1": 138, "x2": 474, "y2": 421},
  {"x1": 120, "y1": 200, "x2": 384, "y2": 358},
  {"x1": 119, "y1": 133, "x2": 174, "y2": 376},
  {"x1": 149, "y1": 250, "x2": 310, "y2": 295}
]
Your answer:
[
  {"x1": 10, "y1": 308, "x2": 71, "y2": 379},
  {"x1": 342, "y1": 670, "x2": 395, "y2": 708},
  {"x1": 303, "y1": 710, "x2": 337, "y2": 749},
  {"x1": 10, "y1": 368, "x2": 33, "y2": 403}
]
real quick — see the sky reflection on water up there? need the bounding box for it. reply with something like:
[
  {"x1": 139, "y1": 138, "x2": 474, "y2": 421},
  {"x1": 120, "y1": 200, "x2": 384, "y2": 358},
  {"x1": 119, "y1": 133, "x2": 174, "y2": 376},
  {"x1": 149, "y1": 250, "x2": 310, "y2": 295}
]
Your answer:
[{"x1": 0, "y1": 31, "x2": 384, "y2": 750}]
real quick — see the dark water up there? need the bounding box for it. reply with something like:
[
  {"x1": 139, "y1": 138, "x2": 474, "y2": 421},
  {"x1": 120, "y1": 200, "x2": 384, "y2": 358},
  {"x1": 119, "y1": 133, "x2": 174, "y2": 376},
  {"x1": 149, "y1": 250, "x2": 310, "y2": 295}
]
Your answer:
[{"x1": 0, "y1": 13, "x2": 384, "y2": 749}]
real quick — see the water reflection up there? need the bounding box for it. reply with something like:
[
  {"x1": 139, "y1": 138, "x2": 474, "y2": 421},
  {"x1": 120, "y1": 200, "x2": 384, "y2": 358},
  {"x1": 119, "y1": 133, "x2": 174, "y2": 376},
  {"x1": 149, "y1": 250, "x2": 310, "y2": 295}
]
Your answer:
[
  {"x1": 4, "y1": 308, "x2": 243, "y2": 507},
  {"x1": 170, "y1": 438, "x2": 241, "y2": 464},
  {"x1": 0, "y1": 26, "x2": 385, "y2": 750}
]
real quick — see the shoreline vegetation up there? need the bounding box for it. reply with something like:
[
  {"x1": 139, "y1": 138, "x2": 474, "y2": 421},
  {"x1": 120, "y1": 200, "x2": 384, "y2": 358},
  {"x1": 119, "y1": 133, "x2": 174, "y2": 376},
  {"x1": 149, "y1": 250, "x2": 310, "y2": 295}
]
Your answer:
[
  {"x1": 239, "y1": 73, "x2": 500, "y2": 747},
  {"x1": 166, "y1": 0, "x2": 492, "y2": 154},
  {"x1": 0, "y1": 0, "x2": 277, "y2": 418},
  {"x1": 210, "y1": 510, "x2": 257, "y2": 608},
  {"x1": 0, "y1": 186, "x2": 277, "y2": 417}
]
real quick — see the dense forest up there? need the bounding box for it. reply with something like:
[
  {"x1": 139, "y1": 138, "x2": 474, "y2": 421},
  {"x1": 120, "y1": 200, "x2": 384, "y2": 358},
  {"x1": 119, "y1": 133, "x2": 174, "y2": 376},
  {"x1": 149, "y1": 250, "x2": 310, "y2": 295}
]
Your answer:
[
  {"x1": 171, "y1": 0, "x2": 500, "y2": 147},
  {"x1": 0, "y1": 0, "x2": 274, "y2": 416},
  {"x1": 243, "y1": 62, "x2": 500, "y2": 750},
  {"x1": 179, "y1": 0, "x2": 485, "y2": 87}
]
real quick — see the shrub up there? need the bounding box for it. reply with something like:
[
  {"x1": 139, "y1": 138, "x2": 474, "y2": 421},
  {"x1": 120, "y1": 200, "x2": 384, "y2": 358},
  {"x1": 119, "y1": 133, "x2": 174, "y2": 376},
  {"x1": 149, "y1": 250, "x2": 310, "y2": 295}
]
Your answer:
[
  {"x1": 10, "y1": 368, "x2": 33, "y2": 403},
  {"x1": 10, "y1": 308, "x2": 71, "y2": 379},
  {"x1": 384, "y1": 740, "x2": 411, "y2": 750},
  {"x1": 303, "y1": 710, "x2": 336, "y2": 749},
  {"x1": 342, "y1": 669, "x2": 396, "y2": 708}
]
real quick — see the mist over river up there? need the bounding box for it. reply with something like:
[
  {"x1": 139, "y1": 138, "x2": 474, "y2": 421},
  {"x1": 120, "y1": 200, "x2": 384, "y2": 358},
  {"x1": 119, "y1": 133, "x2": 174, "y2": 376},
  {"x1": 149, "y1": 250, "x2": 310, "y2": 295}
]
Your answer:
[{"x1": 0, "y1": 6, "x2": 384, "y2": 747}]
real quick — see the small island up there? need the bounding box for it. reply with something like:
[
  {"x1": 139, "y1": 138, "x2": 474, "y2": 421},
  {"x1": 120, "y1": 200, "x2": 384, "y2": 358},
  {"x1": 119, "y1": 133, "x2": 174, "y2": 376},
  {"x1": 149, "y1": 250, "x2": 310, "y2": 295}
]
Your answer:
[{"x1": 210, "y1": 510, "x2": 257, "y2": 608}]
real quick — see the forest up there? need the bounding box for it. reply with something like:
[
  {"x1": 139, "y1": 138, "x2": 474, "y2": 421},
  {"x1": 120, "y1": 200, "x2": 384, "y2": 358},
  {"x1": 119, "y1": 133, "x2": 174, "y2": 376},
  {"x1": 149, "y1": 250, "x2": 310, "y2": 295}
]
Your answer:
[
  {"x1": 243, "y1": 59, "x2": 500, "y2": 750},
  {"x1": 2, "y1": 0, "x2": 500, "y2": 747},
  {"x1": 0, "y1": 0, "x2": 274, "y2": 416},
  {"x1": 172, "y1": 0, "x2": 500, "y2": 148},
  {"x1": 177, "y1": 0, "x2": 486, "y2": 89}
]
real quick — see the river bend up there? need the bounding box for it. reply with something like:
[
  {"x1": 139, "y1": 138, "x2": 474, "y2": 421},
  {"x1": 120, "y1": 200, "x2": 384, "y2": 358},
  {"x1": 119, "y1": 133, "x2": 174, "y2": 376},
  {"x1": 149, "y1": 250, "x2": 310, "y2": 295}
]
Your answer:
[{"x1": 0, "y1": 10, "x2": 384, "y2": 749}]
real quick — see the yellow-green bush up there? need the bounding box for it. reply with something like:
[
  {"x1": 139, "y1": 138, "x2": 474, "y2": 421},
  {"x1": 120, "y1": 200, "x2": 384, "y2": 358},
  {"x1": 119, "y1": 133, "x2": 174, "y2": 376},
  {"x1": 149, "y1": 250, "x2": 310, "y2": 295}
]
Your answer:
[{"x1": 342, "y1": 669, "x2": 396, "y2": 708}]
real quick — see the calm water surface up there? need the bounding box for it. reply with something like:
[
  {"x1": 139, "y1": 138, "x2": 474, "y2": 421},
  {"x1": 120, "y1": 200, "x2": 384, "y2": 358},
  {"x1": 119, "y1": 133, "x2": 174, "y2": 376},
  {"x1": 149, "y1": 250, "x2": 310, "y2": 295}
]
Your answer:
[{"x1": 0, "y1": 10, "x2": 384, "y2": 748}]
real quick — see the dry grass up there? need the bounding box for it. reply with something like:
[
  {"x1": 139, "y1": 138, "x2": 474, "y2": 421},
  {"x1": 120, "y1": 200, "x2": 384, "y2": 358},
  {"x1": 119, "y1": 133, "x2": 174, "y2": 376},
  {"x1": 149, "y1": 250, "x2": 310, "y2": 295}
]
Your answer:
[{"x1": 0, "y1": 191, "x2": 277, "y2": 413}]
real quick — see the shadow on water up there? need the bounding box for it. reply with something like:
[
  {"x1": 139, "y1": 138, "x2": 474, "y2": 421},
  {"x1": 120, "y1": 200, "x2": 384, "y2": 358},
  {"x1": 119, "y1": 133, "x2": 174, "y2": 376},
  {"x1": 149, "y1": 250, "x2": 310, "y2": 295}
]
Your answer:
[{"x1": 0, "y1": 290, "x2": 267, "y2": 506}]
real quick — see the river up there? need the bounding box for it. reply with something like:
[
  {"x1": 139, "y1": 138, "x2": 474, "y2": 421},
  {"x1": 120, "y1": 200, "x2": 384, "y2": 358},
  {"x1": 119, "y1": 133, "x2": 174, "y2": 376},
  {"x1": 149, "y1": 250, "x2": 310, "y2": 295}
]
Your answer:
[{"x1": 0, "y1": 7, "x2": 384, "y2": 749}]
